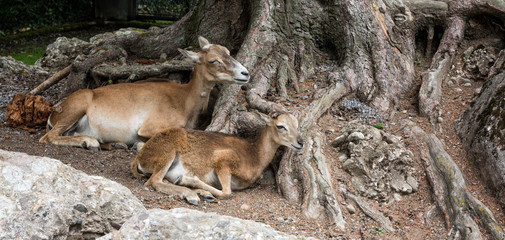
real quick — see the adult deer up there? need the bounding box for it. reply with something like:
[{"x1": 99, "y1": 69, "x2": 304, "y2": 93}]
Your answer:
[
  {"x1": 39, "y1": 36, "x2": 250, "y2": 150},
  {"x1": 130, "y1": 112, "x2": 304, "y2": 205}
]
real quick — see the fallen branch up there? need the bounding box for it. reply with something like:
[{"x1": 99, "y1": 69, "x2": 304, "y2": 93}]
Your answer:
[{"x1": 30, "y1": 65, "x2": 71, "y2": 95}]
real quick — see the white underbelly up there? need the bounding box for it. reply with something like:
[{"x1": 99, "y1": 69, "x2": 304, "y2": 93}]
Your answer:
[{"x1": 69, "y1": 114, "x2": 144, "y2": 145}]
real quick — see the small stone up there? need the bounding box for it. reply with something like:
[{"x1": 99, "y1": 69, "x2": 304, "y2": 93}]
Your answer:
[
  {"x1": 437, "y1": 117, "x2": 443, "y2": 123},
  {"x1": 348, "y1": 132, "x2": 365, "y2": 142},
  {"x1": 474, "y1": 87, "x2": 481, "y2": 95},
  {"x1": 406, "y1": 175, "x2": 418, "y2": 192},
  {"x1": 240, "y1": 204, "x2": 250, "y2": 210},
  {"x1": 462, "y1": 78, "x2": 471, "y2": 83},
  {"x1": 160, "y1": 53, "x2": 167, "y2": 60},
  {"x1": 346, "y1": 204, "x2": 356, "y2": 214},
  {"x1": 313, "y1": 84, "x2": 318, "y2": 90},
  {"x1": 455, "y1": 88, "x2": 463, "y2": 92},
  {"x1": 338, "y1": 117, "x2": 345, "y2": 121},
  {"x1": 402, "y1": 110, "x2": 407, "y2": 114},
  {"x1": 276, "y1": 217, "x2": 285, "y2": 222},
  {"x1": 463, "y1": 83, "x2": 472, "y2": 87},
  {"x1": 446, "y1": 80, "x2": 454, "y2": 87},
  {"x1": 393, "y1": 193, "x2": 402, "y2": 202},
  {"x1": 302, "y1": 96, "x2": 308, "y2": 100}
]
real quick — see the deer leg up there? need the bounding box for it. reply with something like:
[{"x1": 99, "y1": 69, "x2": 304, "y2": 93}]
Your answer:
[
  {"x1": 176, "y1": 174, "x2": 231, "y2": 199},
  {"x1": 39, "y1": 89, "x2": 100, "y2": 150},
  {"x1": 100, "y1": 142, "x2": 128, "y2": 150},
  {"x1": 144, "y1": 158, "x2": 201, "y2": 205}
]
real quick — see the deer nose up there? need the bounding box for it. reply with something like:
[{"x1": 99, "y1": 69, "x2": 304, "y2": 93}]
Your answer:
[
  {"x1": 297, "y1": 138, "x2": 304, "y2": 147},
  {"x1": 241, "y1": 71, "x2": 249, "y2": 76}
]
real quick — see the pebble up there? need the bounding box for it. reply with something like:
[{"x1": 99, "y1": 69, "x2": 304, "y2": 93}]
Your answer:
[
  {"x1": 240, "y1": 203, "x2": 250, "y2": 210},
  {"x1": 463, "y1": 83, "x2": 471, "y2": 87},
  {"x1": 455, "y1": 88, "x2": 463, "y2": 92},
  {"x1": 437, "y1": 117, "x2": 443, "y2": 123},
  {"x1": 338, "y1": 117, "x2": 345, "y2": 121},
  {"x1": 474, "y1": 88, "x2": 481, "y2": 95},
  {"x1": 346, "y1": 204, "x2": 356, "y2": 214},
  {"x1": 462, "y1": 78, "x2": 471, "y2": 83},
  {"x1": 393, "y1": 193, "x2": 402, "y2": 201}
]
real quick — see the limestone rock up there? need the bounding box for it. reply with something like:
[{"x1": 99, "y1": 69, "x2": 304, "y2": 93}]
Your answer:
[
  {"x1": 36, "y1": 37, "x2": 92, "y2": 71},
  {"x1": 99, "y1": 208, "x2": 316, "y2": 240},
  {"x1": 456, "y1": 70, "x2": 505, "y2": 211},
  {"x1": 332, "y1": 121, "x2": 416, "y2": 202},
  {"x1": 0, "y1": 56, "x2": 48, "y2": 79},
  {"x1": 0, "y1": 150, "x2": 145, "y2": 239},
  {"x1": 463, "y1": 45, "x2": 496, "y2": 80}
]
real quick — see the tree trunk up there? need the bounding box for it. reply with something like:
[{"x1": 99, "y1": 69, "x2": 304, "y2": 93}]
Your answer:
[{"x1": 55, "y1": 0, "x2": 505, "y2": 236}]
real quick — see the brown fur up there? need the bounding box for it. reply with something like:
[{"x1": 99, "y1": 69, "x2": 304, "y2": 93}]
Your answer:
[
  {"x1": 130, "y1": 113, "x2": 304, "y2": 205},
  {"x1": 39, "y1": 37, "x2": 249, "y2": 150}
]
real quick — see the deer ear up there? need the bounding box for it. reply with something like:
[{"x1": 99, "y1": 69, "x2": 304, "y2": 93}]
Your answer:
[
  {"x1": 178, "y1": 48, "x2": 200, "y2": 62},
  {"x1": 198, "y1": 36, "x2": 210, "y2": 50},
  {"x1": 254, "y1": 111, "x2": 272, "y2": 124}
]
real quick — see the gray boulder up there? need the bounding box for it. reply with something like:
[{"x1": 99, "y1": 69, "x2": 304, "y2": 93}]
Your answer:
[
  {"x1": 0, "y1": 149, "x2": 145, "y2": 239},
  {"x1": 36, "y1": 37, "x2": 92, "y2": 72},
  {"x1": 456, "y1": 70, "x2": 505, "y2": 211},
  {"x1": 99, "y1": 208, "x2": 316, "y2": 240},
  {"x1": 332, "y1": 121, "x2": 417, "y2": 202},
  {"x1": 0, "y1": 56, "x2": 48, "y2": 79}
]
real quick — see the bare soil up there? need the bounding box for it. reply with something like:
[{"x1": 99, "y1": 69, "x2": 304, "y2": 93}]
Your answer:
[{"x1": 1, "y1": 30, "x2": 504, "y2": 239}]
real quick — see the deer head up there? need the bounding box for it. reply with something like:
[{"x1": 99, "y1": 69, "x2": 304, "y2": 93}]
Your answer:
[{"x1": 178, "y1": 36, "x2": 250, "y2": 84}]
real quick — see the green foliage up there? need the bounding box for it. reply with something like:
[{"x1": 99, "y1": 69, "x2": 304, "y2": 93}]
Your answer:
[
  {"x1": 9, "y1": 46, "x2": 46, "y2": 65},
  {"x1": 0, "y1": 0, "x2": 94, "y2": 34},
  {"x1": 373, "y1": 122, "x2": 384, "y2": 129},
  {"x1": 372, "y1": 227, "x2": 386, "y2": 234}
]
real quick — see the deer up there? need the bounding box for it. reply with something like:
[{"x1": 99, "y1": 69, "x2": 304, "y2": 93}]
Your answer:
[
  {"x1": 39, "y1": 36, "x2": 250, "y2": 150},
  {"x1": 130, "y1": 112, "x2": 304, "y2": 205}
]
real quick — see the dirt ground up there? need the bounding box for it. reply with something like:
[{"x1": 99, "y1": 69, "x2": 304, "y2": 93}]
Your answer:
[{"x1": 1, "y1": 30, "x2": 505, "y2": 239}]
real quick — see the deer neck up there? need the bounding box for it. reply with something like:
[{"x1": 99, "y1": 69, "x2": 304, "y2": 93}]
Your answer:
[
  {"x1": 186, "y1": 64, "x2": 215, "y2": 113},
  {"x1": 254, "y1": 127, "x2": 281, "y2": 171}
]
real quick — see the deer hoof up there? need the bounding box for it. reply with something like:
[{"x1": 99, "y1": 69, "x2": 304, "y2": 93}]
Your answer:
[
  {"x1": 202, "y1": 194, "x2": 216, "y2": 203},
  {"x1": 174, "y1": 176, "x2": 182, "y2": 185},
  {"x1": 187, "y1": 199, "x2": 200, "y2": 205},
  {"x1": 111, "y1": 143, "x2": 128, "y2": 150}
]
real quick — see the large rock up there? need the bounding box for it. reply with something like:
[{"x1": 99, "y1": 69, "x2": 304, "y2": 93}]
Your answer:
[
  {"x1": 0, "y1": 150, "x2": 145, "y2": 239},
  {"x1": 456, "y1": 70, "x2": 505, "y2": 211},
  {"x1": 0, "y1": 56, "x2": 48, "y2": 79},
  {"x1": 36, "y1": 37, "x2": 92, "y2": 72},
  {"x1": 332, "y1": 121, "x2": 417, "y2": 202},
  {"x1": 99, "y1": 208, "x2": 316, "y2": 240}
]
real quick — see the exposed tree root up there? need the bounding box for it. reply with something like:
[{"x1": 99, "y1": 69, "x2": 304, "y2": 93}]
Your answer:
[
  {"x1": 419, "y1": 17, "x2": 465, "y2": 128},
  {"x1": 90, "y1": 60, "x2": 193, "y2": 83},
  {"x1": 30, "y1": 65, "x2": 71, "y2": 95},
  {"x1": 404, "y1": 120, "x2": 504, "y2": 240},
  {"x1": 279, "y1": 80, "x2": 348, "y2": 230},
  {"x1": 345, "y1": 191, "x2": 394, "y2": 232}
]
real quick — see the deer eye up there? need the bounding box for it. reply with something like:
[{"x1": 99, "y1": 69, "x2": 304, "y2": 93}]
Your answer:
[
  {"x1": 208, "y1": 60, "x2": 218, "y2": 64},
  {"x1": 276, "y1": 125, "x2": 286, "y2": 130}
]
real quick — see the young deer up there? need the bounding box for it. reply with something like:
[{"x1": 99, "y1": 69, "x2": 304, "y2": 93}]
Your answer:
[
  {"x1": 39, "y1": 36, "x2": 249, "y2": 150},
  {"x1": 130, "y1": 113, "x2": 304, "y2": 205}
]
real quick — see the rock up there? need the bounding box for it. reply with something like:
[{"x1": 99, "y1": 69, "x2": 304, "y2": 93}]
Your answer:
[
  {"x1": 463, "y1": 83, "x2": 472, "y2": 87},
  {"x1": 348, "y1": 132, "x2": 365, "y2": 141},
  {"x1": 37, "y1": 37, "x2": 92, "y2": 72},
  {"x1": 99, "y1": 208, "x2": 316, "y2": 240},
  {"x1": 0, "y1": 150, "x2": 145, "y2": 239},
  {"x1": 333, "y1": 121, "x2": 416, "y2": 202},
  {"x1": 346, "y1": 204, "x2": 356, "y2": 214},
  {"x1": 0, "y1": 56, "x2": 48, "y2": 79},
  {"x1": 406, "y1": 175, "x2": 419, "y2": 192},
  {"x1": 463, "y1": 45, "x2": 496, "y2": 80},
  {"x1": 240, "y1": 204, "x2": 250, "y2": 210},
  {"x1": 437, "y1": 117, "x2": 443, "y2": 123},
  {"x1": 456, "y1": 70, "x2": 505, "y2": 211}
]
